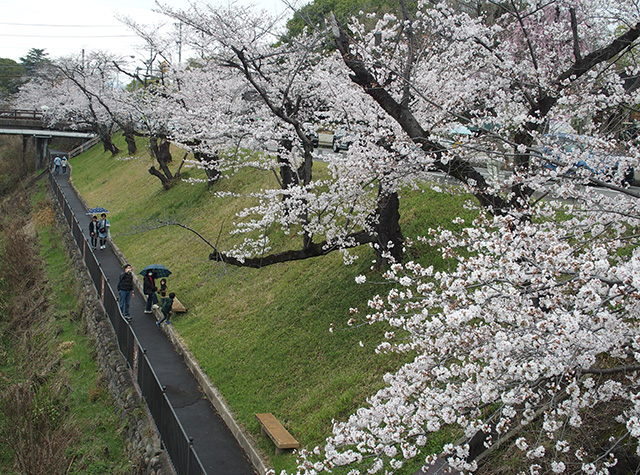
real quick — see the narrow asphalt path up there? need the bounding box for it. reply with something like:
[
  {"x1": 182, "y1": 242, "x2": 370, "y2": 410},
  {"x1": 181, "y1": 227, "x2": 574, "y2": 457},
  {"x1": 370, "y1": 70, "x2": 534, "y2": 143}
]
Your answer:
[{"x1": 52, "y1": 170, "x2": 257, "y2": 475}]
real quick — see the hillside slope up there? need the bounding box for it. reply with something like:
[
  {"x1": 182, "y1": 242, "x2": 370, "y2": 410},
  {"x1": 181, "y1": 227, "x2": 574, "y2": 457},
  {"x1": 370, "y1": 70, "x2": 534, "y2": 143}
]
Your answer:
[{"x1": 69, "y1": 135, "x2": 475, "y2": 473}]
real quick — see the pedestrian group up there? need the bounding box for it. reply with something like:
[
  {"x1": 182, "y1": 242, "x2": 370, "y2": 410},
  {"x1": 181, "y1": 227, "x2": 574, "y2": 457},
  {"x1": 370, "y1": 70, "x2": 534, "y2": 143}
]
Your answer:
[
  {"x1": 88, "y1": 213, "x2": 110, "y2": 250},
  {"x1": 118, "y1": 265, "x2": 176, "y2": 327},
  {"x1": 52, "y1": 151, "x2": 178, "y2": 329},
  {"x1": 52, "y1": 155, "x2": 68, "y2": 175}
]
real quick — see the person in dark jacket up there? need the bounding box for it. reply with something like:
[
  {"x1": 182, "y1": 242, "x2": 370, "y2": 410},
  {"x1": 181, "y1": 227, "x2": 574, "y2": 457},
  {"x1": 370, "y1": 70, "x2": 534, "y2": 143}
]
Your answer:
[
  {"x1": 158, "y1": 278, "x2": 168, "y2": 299},
  {"x1": 117, "y1": 264, "x2": 135, "y2": 320},
  {"x1": 157, "y1": 292, "x2": 175, "y2": 326},
  {"x1": 143, "y1": 270, "x2": 159, "y2": 314},
  {"x1": 89, "y1": 215, "x2": 99, "y2": 249}
]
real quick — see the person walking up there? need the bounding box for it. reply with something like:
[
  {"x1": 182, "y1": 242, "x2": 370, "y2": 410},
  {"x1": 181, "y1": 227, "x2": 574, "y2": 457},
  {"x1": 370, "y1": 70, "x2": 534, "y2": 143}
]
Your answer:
[
  {"x1": 61, "y1": 156, "x2": 68, "y2": 175},
  {"x1": 97, "y1": 213, "x2": 110, "y2": 249},
  {"x1": 117, "y1": 264, "x2": 135, "y2": 321},
  {"x1": 53, "y1": 156, "x2": 61, "y2": 174},
  {"x1": 143, "y1": 270, "x2": 159, "y2": 314},
  {"x1": 157, "y1": 292, "x2": 175, "y2": 326},
  {"x1": 89, "y1": 215, "x2": 99, "y2": 249}
]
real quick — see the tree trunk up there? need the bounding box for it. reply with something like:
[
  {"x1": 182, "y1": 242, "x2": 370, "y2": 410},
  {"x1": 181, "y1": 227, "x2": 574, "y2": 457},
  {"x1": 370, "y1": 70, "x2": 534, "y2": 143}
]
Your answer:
[
  {"x1": 101, "y1": 135, "x2": 120, "y2": 155},
  {"x1": 158, "y1": 138, "x2": 172, "y2": 165},
  {"x1": 149, "y1": 135, "x2": 174, "y2": 188},
  {"x1": 123, "y1": 124, "x2": 137, "y2": 155},
  {"x1": 149, "y1": 167, "x2": 172, "y2": 190},
  {"x1": 156, "y1": 137, "x2": 173, "y2": 178},
  {"x1": 277, "y1": 138, "x2": 299, "y2": 189},
  {"x1": 195, "y1": 151, "x2": 220, "y2": 189},
  {"x1": 94, "y1": 123, "x2": 119, "y2": 155},
  {"x1": 373, "y1": 188, "x2": 403, "y2": 263}
]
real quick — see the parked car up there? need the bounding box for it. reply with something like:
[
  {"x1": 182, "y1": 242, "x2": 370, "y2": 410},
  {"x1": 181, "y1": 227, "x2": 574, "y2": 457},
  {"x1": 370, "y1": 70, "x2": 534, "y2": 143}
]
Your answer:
[
  {"x1": 332, "y1": 126, "x2": 357, "y2": 152},
  {"x1": 539, "y1": 133, "x2": 635, "y2": 186}
]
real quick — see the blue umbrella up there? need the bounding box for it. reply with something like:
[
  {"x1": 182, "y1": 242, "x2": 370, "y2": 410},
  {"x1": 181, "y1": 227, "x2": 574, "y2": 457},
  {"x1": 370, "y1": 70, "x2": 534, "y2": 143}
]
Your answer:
[
  {"x1": 140, "y1": 264, "x2": 172, "y2": 278},
  {"x1": 87, "y1": 206, "x2": 109, "y2": 214}
]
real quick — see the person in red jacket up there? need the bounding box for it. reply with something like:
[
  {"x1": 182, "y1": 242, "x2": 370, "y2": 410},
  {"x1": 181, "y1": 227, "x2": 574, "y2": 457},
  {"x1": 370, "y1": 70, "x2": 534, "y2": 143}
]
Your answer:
[{"x1": 143, "y1": 270, "x2": 159, "y2": 314}]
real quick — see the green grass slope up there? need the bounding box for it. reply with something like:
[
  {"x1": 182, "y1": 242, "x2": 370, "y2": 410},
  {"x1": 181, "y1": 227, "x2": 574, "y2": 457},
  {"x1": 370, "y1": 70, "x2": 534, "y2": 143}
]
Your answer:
[{"x1": 69, "y1": 135, "x2": 476, "y2": 473}]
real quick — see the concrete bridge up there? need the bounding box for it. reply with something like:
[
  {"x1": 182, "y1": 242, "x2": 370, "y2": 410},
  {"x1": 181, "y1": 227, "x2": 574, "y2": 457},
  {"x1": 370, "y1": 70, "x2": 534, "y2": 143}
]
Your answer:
[{"x1": 0, "y1": 109, "x2": 97, "y2": 169}]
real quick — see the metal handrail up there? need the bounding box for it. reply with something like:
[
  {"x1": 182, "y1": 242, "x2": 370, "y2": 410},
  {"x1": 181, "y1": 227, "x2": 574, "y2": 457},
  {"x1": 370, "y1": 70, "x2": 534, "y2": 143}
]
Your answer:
[
  {"x1": 48, "y1": 171, "x2": 206, "y2": 475},
  {"x1": 0, "y1": 109, "x2": 44, "y2": 120}
]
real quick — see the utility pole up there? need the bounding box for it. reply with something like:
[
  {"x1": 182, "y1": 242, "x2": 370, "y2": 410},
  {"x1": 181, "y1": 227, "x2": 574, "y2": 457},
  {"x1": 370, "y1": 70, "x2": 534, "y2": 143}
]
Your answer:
[{"x1": 176, "y1": 22, "x2": 183, "y2": 65}]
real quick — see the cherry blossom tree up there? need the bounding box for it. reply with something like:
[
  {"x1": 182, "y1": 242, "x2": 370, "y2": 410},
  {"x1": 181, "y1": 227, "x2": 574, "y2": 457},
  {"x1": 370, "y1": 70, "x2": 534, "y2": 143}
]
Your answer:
[
  {"x1": 17, "y1": 52, "x2": 128, "y2": 155},
  {"x1": 147, "y1": 0, "x2": 640, "y2": 262},
  {"x1": 289, "y1": 0, "x2": 640, "y2": 473},
  {"x1": 14, "y1": 0, "x2": 640, "y2": 472},
  {"x1": 329, "y1": 0, "x2": 640, "y2": 201},
  {"x1": 293, "y1": 181, "x2": 640, "y2": 474},
  {"x1": 145, "y1": 2, "x2": 417, "y2": 265}
]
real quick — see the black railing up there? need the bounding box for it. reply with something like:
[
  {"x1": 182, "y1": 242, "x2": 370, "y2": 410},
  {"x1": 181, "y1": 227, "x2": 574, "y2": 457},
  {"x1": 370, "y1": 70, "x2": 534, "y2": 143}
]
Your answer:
[{"x1": 48, "y1": 173, "x2": 206, "y2": 475}]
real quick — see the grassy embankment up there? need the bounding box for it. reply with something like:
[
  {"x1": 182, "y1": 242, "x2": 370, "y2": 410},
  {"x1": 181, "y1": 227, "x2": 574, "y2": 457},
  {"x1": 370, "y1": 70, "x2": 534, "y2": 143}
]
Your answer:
[
  {"x1": 69, "y1": 135, "x2": 477, "y2": 473},
  {"x1": 0, "y1": 179, "x2": 130, "y2": 474}
]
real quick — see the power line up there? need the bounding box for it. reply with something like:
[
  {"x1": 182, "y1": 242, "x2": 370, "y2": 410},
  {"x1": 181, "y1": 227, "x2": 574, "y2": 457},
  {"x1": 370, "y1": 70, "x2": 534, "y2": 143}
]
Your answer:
[
  {"x1": 0, "y1": 22, "x2": 126, "y2": 28},
  {"x1": 0, "y1": 34, "x2": 137, "y2": 38}
]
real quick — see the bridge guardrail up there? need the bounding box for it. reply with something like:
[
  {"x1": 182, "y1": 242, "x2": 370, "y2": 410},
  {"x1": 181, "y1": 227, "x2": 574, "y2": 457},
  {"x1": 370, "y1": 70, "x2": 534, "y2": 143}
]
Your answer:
[{"x1": 0, "y1": 109, "x2": 44, "y2": 120}]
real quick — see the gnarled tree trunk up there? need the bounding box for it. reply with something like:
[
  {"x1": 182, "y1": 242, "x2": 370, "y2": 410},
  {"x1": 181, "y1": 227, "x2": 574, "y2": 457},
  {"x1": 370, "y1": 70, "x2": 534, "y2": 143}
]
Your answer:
[
  {"x1": 96, "y1": 124, "x2": 119, "y2": 155},
  {"x1": 122, "y1": 123, "x2": 137, "y2": 155},
  {"x1": 149, "y1": 135, "x2": 174, "y2": 189}
]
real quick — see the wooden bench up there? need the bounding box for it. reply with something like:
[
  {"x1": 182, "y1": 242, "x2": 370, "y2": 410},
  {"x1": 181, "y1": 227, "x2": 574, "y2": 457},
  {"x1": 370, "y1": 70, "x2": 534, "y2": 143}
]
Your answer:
[{"x1": 255, "y1": 413, "x2": 300, "y2": 455}]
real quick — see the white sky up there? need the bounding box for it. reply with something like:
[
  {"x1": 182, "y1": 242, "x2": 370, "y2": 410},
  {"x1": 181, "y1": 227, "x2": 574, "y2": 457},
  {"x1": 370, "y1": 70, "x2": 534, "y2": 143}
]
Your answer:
[{"x1": 0, "y1": 0, "x2": 290, "y2": 63}]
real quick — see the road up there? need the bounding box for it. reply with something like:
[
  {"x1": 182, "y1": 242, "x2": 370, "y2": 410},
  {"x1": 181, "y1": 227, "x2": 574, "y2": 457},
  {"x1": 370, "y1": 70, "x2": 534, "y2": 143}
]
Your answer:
[{"x1": 268, "y1": 132, "x2": 640, "y2": 199}]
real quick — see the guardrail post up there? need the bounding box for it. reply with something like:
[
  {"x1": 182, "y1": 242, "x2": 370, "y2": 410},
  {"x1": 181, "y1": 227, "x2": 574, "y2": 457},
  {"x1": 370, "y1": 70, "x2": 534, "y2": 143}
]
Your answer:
[{"x1": 188, "y1": 437, "x2": 195, "y2": 474}]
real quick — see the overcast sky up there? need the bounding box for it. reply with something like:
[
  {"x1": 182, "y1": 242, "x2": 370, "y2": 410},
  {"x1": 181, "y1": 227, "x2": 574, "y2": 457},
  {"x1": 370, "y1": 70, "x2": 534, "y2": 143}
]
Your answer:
[{"x1": 0, "y1": 0, "x2": 289, "y2": 63}]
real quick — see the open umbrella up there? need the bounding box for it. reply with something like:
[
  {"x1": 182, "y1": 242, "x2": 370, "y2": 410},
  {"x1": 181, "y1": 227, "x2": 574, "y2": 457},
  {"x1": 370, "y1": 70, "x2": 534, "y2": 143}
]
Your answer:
[
  {"x1": 140, "y1": 264, "x2": 172, "y2": 278},
  {"x1": 87, "y1": 206, "x2": 109, "y2": 214}
]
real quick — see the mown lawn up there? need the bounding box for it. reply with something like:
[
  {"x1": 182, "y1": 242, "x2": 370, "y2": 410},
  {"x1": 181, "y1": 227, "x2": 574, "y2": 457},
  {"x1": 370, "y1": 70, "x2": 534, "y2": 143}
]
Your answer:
[{"x1": 69, "y1": 135, "x2": 477, "y2": 473}]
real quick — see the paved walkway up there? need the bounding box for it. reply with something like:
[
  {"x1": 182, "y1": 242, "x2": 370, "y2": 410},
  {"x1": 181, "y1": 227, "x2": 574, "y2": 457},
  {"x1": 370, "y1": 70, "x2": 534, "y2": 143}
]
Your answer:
[{"x1": 52, "y1": 170, "x2": 257, "y2": 475}]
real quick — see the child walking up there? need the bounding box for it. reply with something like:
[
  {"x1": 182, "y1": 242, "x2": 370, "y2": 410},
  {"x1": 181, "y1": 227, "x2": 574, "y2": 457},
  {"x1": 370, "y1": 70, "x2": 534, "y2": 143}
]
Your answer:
[{"x1": 157, "y1": 292, "x2": 175, "y2": 326}]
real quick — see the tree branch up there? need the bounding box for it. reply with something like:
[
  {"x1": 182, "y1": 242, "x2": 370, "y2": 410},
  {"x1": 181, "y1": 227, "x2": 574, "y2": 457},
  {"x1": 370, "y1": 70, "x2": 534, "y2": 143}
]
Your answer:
[
  {"x1": 208, "y1": 230, "x2": 375, "y2": 268},
  {"x1": 569, "y1": 8, "x2": 582, "y2": 62},
  {"x1": 558, "y1": 21, "x2": 640, "y2": 82},
  {"x1": 583, "y1": 365, "x2": 640, "y2": 375},
  {"x1": 329, "y1": 13, "x2": 509, "y2": 213}
]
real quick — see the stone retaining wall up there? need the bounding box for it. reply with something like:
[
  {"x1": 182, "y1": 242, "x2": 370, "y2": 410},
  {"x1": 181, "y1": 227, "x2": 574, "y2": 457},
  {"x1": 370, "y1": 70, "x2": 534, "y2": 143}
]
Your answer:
[{"x1": 51, "y1": 186, "x2": 173, "y2": 475}]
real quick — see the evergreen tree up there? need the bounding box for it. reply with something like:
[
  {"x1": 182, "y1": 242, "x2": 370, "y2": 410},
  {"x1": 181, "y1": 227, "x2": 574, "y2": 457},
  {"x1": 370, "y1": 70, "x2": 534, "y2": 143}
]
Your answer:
[
  {"x1": 19, "y1": 48, "x2": 51, "y2": 78},
  {"x1": 0, "y1": 58, "x2": 26, "y2": 98}
]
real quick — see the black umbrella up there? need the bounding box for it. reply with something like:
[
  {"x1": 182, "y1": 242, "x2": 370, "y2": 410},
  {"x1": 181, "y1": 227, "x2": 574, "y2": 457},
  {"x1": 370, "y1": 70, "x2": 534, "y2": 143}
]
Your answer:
[{"x1": 140, "y1": 264, "x2": 172, "y2": 278}]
